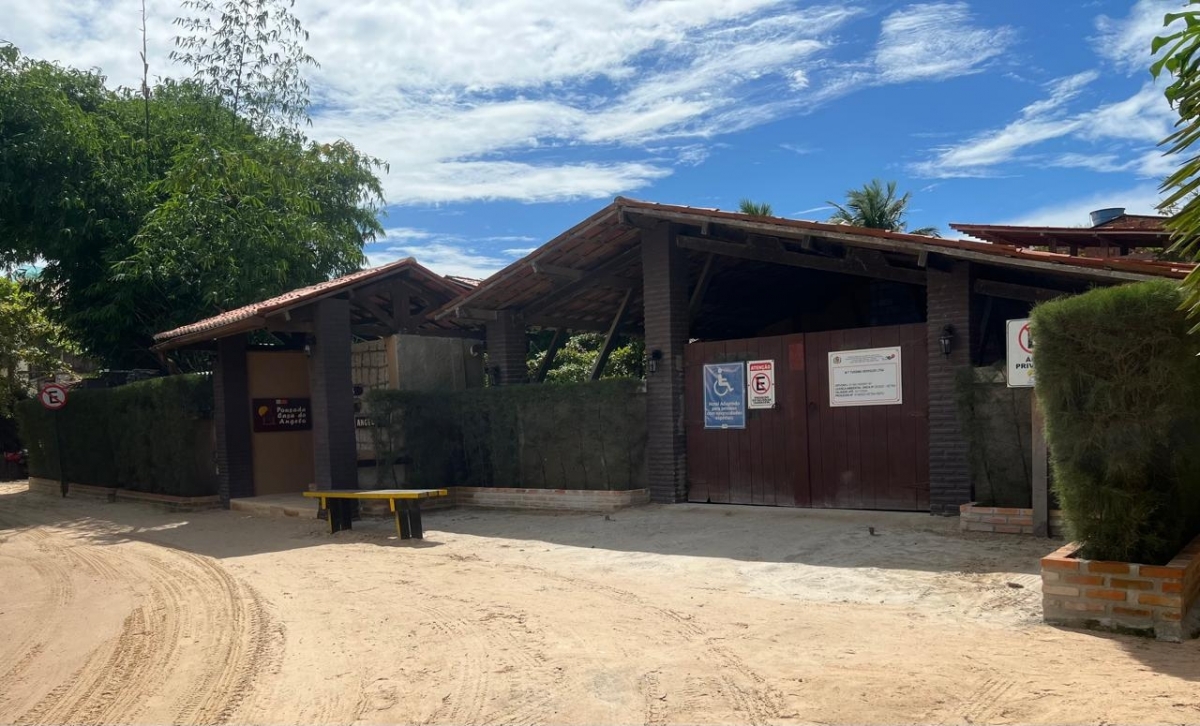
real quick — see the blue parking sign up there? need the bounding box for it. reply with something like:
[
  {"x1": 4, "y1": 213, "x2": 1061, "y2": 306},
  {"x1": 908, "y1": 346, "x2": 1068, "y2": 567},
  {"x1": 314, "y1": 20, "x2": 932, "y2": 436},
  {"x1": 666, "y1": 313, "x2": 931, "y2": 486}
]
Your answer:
[{"x1": 703, "y1": 363, "x2": 746, "y2": 429}]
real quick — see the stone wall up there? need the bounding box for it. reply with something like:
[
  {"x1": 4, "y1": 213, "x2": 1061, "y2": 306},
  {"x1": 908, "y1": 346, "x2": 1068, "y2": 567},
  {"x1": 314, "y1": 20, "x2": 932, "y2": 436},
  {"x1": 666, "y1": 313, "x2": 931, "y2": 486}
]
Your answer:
[
  {"x1": 453, "y1": 487, "x2": 650, "y2": 512},
  {"x1": 1041, "y1": 536, "x2": 1200, "y2": 642}
]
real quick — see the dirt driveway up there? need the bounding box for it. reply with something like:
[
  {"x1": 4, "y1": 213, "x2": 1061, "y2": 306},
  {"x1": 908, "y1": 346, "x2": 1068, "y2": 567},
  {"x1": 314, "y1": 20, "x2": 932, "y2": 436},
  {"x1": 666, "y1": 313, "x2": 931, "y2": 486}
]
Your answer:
[{"x1": 1, "y1": 481, "x2": 1198, "y2": 725}]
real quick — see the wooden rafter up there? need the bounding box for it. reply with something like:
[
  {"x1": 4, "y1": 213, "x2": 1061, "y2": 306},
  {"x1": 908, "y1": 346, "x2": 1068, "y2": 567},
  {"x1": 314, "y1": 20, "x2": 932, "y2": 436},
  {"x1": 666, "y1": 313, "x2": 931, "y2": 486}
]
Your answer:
[
  {"x1": 676, "y1": 235, "x2": 927, "y2": 286},
  {"x1": 534, "y1": 328, "x2": 570, "y2": 383},
  {"x1": 590, "y1": 288, "x2": 634, "y2": 381}
]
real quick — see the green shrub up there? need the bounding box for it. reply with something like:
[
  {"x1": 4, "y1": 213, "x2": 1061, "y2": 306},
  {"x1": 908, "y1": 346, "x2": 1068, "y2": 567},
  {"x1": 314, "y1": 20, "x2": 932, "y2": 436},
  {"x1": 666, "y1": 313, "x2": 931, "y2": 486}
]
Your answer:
[
  {"x1": 16, "y1": 374, "x2": 215, "y2": 496},
  {"x1": 367, "y1": 379, "x2": 646, "y2": 490},
  {"x1": 1032, "y1": 280, "x2": 1200, "y2": 564}
]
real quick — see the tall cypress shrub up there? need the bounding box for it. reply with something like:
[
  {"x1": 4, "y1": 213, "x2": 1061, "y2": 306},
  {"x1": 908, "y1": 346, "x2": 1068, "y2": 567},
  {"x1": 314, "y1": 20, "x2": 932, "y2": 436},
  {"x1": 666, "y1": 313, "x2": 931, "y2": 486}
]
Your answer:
[{"x1": 1032, "y1": 280, "x2": 1200, "y2": 564}]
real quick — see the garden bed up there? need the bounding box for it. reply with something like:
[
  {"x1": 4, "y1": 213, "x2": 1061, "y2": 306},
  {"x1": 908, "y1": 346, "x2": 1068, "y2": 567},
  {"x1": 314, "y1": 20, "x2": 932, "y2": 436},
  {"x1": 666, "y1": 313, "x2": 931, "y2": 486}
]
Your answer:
[
  {"x1": 28, "y1": 477, "x2": 221, "y2": 512},
  {"x1": 1041, "y1": 534, "x2": 1200, "y2": 641}
]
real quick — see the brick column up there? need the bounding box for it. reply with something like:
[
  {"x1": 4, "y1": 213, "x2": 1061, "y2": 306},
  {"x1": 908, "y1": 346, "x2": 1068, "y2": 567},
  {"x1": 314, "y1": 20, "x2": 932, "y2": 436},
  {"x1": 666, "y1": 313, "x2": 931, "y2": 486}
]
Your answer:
[
  {"x1": 214, "y1": 334, "x2": 253, "y2": 506},
  {"x1": 309, "y1": 297, "x2": 358, "y2": 490},
  {"x1": 486, "y1": 310, "x2": 528, "y2": 385},
  {"x1": 641, "y1": 222, "x2": 689, "y2": 503},
  {"x1": 927, "y1": 261, "x2": 973, "y2": 514}
]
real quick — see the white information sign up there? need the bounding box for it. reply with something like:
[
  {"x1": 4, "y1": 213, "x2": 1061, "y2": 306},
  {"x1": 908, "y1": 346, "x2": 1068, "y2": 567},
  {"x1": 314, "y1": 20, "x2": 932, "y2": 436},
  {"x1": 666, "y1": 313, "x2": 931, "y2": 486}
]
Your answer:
[
  {"x1": 747, "y1": 359, "x2": 776, "y2": 409},
  {"x1": 1007, "y1": 318, "x2": 1034, "y2": 388},
  {"x1": 828, "y1": 346, "x2": 903, "y2": 407}
]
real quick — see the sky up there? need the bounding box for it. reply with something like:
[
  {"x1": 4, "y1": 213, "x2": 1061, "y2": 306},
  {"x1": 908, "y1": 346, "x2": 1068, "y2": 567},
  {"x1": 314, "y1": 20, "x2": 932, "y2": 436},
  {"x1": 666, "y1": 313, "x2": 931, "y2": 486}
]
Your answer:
[{"x1": 1, "y1": 0, "x2": 1185, "y2": 278}]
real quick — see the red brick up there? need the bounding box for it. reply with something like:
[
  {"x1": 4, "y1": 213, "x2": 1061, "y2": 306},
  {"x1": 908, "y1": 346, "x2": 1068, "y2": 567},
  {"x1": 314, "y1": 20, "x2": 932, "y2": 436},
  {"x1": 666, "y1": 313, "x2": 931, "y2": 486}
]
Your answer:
[
  {"x1": 1063, "y1": 601, "x2": 1107, "y2": 612},
  {"x1": 1110, "y1": 578, "x2": 1154, "y2": 591},
  {"x1": 1086, "y1": 589, "x2": 1129, "y2": 601},
  {"x1": 1158, "y1": 611, "x2": 1182, "y2": 622},
  {"x1": 1009, "y1": 516, "x2": 1034, "y2": 527},
  {"x1": 1043, "y1": 585, "x2": 1080, "y2": 597},
  {"x1": 1113, "y1": 606, "x2": 1152, "y2": 618},
  {"x1": 994, "y1": 524, "x2": 1023, "y2": 534},
  {"x1": 1140, "y1": 566, "x2": 1184, "y2": 580},
  {"x1": 1063, "y1": 574, "x2": 1103, "y2": 586},
  {"x1": 966, "y1": 505, "x2": 995, "y2": 514},
  {"x1": 981, "y1": 516, "x2": 1009, "y2": 525},
  {"x1": 1138, "y1": 593, "x2": 1182, "y2": 607},
  {"x1": 1042, "y1": 557, "x2": 1080, "y2": 572},
  {"x1": 1162, "y1": 581, "x2": 1183, "y2": 594},
  {"x1": 994, "y1": 507, "x2": 1021, "y2": 516},
  {"x1": 1087, "y1": 562, "x2": 1130, "y2": 575}
]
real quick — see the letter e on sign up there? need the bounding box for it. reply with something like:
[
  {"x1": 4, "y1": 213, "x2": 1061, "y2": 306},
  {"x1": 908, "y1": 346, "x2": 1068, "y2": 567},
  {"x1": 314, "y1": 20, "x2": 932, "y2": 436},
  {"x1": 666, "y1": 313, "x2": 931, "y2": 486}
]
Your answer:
[
  {"x1": 39, "y1": 383, "x2": 69, "y2": 411},
  {"x1": 1006, "y1": 318, "x2": 1034, "y2": 388}
]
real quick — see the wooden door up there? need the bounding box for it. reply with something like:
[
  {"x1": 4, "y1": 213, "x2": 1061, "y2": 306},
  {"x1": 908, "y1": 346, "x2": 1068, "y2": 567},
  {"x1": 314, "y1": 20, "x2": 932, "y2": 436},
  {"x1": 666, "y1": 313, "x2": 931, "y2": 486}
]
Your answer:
[
  {"x1": 684, "y1": 333, "x2": 811, "y2": 506},
  {"x1": 803, "y1": 324, "x2": 929, "y2": 511}
]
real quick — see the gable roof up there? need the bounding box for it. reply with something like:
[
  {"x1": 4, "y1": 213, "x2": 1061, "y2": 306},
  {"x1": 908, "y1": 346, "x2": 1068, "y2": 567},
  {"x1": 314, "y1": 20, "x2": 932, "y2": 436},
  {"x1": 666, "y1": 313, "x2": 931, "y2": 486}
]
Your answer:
[{"x1": 154, "y1": 258, "x2": 476, "y2": 350}]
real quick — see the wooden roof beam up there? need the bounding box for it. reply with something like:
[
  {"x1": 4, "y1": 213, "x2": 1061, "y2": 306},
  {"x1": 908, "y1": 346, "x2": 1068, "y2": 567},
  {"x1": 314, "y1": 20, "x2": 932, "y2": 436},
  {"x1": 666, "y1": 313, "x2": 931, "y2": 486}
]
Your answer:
[
  {"x1": 522, "y1": 245, "x2": 643, "y2": 317},
  {"x1": 677, "y1": 235, "x2": 927, "y2": 286},
  {"x1": 973, "y1": 279, "x2": 1075, "y2": 303}
]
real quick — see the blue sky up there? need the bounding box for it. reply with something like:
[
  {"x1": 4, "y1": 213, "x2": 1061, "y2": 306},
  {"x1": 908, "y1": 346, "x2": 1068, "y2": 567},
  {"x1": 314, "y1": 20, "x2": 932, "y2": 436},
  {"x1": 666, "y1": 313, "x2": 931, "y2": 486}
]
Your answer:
[{"x1": 2, "y1": 0, "x2": 1182, "y2": 278}]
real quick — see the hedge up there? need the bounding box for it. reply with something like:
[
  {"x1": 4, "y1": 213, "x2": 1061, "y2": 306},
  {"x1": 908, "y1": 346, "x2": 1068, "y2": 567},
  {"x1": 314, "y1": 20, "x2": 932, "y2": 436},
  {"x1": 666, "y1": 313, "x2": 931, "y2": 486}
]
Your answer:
[
  {"x1": 16, "y1": 374, "x2": 216, "y2": 497},
  {"x1": 367, "y1": 378, "x2": 647, "y2": 490},
  {"x1": 1032, "y1": 280, "x2": 1200, "y2": 564}
]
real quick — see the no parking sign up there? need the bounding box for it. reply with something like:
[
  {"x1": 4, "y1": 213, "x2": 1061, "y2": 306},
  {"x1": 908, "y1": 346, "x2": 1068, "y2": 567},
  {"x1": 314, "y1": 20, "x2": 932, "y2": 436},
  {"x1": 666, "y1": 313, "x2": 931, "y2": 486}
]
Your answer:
[{"x1": 747, "y1": 360, "x2": 776, "y2": 409}]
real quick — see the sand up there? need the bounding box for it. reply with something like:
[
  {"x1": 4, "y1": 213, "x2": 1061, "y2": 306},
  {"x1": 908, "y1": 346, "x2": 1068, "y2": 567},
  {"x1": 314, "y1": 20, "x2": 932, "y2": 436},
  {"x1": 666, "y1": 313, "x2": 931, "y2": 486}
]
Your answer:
[{"x1": 1, "y1": 481, "x2": 1199, "y2": 725}]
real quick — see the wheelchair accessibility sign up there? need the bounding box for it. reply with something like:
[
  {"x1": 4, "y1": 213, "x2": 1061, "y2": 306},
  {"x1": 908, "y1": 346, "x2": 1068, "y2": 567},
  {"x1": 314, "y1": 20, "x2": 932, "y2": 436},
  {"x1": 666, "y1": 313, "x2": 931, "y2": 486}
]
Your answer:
[{"x1": 703, "y1": 362, "x2": 746, "y2": 429}]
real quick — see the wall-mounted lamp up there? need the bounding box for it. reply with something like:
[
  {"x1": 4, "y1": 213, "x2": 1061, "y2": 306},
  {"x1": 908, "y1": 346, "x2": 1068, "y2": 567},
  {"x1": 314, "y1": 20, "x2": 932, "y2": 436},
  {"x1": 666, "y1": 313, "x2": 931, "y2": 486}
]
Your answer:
[
  {"x1": 938, "y1": 325, "x2": 955, "y2": 357},
  {"x1": 648, "y1": 348, "x2": 663, "y2": 374}
]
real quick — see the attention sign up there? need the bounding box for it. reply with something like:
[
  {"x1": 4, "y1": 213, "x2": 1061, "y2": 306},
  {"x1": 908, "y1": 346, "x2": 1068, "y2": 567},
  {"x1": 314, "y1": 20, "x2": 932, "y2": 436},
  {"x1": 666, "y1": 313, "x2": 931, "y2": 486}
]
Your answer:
[
  {"x1": 747, "y1": 359, "x2": 776, "y2": 409},
  {"x1": 1007, "y1": 318, "x2": 1034, "y2": 388},
  {"x1": 703, "y1": 362, "x2": 746, "y2": 429},
  {"x1": 828, "y1": 347, "x2": 903, "y2": 407},
  {"x1": 252, "y1": 398, "x2": 313, "y2": 433}
]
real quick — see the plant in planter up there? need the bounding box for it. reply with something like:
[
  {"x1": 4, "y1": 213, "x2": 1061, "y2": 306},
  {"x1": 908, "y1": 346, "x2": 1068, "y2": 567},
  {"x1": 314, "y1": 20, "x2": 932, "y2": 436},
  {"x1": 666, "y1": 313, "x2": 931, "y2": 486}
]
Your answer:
[{"x1": 1032, "y1": 281, "x2": 1200, "y2": 639}]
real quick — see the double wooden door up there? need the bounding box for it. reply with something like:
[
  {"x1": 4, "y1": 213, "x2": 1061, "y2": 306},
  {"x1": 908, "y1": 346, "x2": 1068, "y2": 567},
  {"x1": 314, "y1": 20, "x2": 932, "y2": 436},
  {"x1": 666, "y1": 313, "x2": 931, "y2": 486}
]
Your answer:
[{"x1": 683, "y1": 324, "x2": 929, "y2": 510}]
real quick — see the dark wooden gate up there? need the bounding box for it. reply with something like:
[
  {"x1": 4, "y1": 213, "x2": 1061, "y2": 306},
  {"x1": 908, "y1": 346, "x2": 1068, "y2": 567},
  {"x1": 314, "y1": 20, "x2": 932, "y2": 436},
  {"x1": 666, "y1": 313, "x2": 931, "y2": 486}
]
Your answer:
[{"x1": 684, "y1": 323, "x2": 929, "y2": 511}]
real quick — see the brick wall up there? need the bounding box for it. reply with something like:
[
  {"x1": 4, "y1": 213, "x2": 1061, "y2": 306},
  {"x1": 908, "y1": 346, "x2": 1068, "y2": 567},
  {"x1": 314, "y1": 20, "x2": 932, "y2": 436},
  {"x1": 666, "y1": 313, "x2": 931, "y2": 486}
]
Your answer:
[
  {"x1": 927, "y1": 262, "x2": 972, "y2": 514},
  {"x1": 214, "y1": 335, "x2": 253, "y2": 505},
  {"x1": 641, "y1": 223, "x2": 689, "y2": 503},
  {"x1": 454, "y1": 487, "x2": 650, "y2": 512},
  {"x1": 486, "y1": 310, "x2": 529, "y2": 385},
  {"x1": 959, "y1": 503, "x2": 1063, "y2": 536},
  {"x1": 1042, "y1": 536, "x2": 1200, "y2": 641},
  {"x1": 309, "y1": 298, "x2": 358, "y2": 490}
]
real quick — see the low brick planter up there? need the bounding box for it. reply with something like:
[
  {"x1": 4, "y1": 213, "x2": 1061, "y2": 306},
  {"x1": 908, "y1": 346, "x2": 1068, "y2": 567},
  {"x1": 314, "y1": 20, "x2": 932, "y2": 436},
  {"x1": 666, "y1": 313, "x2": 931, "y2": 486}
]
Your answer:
[
  {"x1": 1041, "y1": 536, "x2": 1200, "y2": 641},
  {"x1": 28, "y1": 476, "x2": 221, "y2": 512},
  {"x1": 455, "y1": 487, "x2": 650, "y2": 512},
  {"x1": 960, "y1": 503, "x2": 1063, "y2": 536}
]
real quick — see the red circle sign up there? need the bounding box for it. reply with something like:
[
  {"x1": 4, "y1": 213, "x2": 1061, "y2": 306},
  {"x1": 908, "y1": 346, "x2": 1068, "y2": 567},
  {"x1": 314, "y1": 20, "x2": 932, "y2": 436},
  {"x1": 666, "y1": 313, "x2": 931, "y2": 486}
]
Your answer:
[
  {"x1": 1018, "y1": 323, "x2": 1033, "y2": 354},
  {"x1": 752, "y1": 372, "x2": 773, "y2": 394},
  {"x1": 39, "y1": 384, "x2": 69, "y2": 411}
]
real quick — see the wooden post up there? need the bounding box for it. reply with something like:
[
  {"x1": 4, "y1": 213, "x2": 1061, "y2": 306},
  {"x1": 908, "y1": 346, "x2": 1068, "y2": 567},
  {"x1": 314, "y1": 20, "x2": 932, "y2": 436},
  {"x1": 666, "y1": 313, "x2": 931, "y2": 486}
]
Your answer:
[{"x1": 1032, "y1": 395, "x2": 1050, "y2": 537}]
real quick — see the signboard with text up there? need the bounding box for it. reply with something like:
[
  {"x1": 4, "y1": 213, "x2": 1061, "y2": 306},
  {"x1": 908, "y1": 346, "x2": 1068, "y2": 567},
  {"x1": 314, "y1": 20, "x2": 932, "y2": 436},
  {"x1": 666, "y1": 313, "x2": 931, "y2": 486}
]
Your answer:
[
  {"x1": 39, "y1": 383, "x2": 69, "y2": 411},
  {"x1": 252, "y1": 398, "x2": 312, "y2": 433},
  {"x1": 1006, "y1": 318, "x2": 1034, "y2": 388},
  {"x1": 703, "y1": 362, "x2": 746, "y2": 429},
  {"x1": 828, "y1": 347, "x2": 903, "y2": 407},
  {"x1": 747, "y1": 359, "x2": 776, "y2": 409}
]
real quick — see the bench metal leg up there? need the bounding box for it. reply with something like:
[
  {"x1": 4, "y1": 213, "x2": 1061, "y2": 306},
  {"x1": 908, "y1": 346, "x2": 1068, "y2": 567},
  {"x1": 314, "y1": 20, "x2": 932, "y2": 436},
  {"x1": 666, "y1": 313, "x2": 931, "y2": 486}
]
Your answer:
[
  {"x1": 394, "y1": 500, "x2": 424, "y2": 540},
  {"x1": 328, "y1": 499, "x2": 355, "y2": 534}
]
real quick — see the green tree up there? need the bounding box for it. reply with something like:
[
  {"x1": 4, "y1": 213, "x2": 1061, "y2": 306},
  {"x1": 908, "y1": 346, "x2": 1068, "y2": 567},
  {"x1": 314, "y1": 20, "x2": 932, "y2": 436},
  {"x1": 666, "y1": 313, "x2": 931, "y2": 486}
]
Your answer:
[
  {"x1": 172, "y1": 0, "x2": 317, "y2": 132},
  {"x1": 827, "y1": 179, "x2": 939, "y2": 236},
  {"x1": 738, "y1": 199, "x2": 774, "y2": 217},
  {"x1": 0, "y1": 277, "x2": 78, "y2": 414},
  {"x1": 0, "y1": 45, "x2": 384, "y2": 367},
  {"x1": 1153, "y1": 4, "x2": 1200, "y2": 325},
  {"x1": 527, "y1": 333, "x2": 645, "y2": 383}
]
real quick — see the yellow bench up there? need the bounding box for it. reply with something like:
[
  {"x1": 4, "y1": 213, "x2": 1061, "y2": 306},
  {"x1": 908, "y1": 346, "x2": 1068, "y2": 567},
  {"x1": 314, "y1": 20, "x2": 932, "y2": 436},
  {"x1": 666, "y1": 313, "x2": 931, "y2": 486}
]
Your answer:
[{"x1": 303, "y1": 489, "x2": 449, "y2": 539}]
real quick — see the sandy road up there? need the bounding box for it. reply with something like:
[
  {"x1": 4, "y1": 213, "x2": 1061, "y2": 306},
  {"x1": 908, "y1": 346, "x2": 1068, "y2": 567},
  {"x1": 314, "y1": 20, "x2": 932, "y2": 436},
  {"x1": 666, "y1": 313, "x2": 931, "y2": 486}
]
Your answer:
[{"x1": 3, "y1": 481, "x2": 1200, "y2": 725}]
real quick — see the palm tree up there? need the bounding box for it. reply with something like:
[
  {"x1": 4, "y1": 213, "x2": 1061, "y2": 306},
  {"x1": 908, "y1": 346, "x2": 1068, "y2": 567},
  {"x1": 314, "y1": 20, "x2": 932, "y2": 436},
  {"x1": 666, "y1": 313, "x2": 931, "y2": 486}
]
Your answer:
[
  {"x1": 827, "y1": 180, "x2": 939, "y2": 237},
  {"x1": 738, "y1": 199, "x2": 774, "y2": 217}
]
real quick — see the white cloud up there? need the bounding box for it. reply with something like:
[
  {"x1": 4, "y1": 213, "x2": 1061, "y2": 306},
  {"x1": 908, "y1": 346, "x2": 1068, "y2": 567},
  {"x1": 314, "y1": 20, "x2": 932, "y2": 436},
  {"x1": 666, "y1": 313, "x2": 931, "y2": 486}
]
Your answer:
[
  {"x1": 1093, "y1": 0, "x2": 1181, "y2": 74},
  {"x1": 999, "y1": 183, "x2": 1164, "y2": 227},
  {"x1": 808, "y1": 3, "x2": 1013, "y2": 106},
  {"x1": 364, "y1": 228, "x2": 518, "y2": 278},
  {"x1": 874, "y1": 3, "x2": 1014, "y2": 84},
  {"x1": 912, "y1": 72, "x2": 1174, "y2": 179}
]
